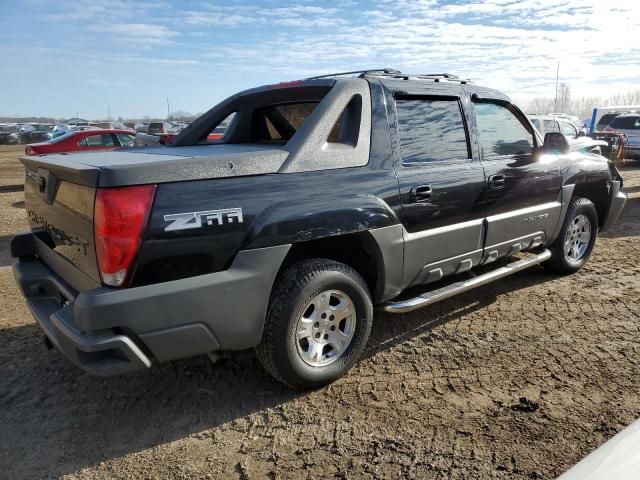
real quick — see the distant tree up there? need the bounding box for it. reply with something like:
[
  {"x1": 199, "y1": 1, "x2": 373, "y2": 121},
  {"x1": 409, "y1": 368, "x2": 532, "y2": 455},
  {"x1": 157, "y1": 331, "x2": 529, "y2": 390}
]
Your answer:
[
  {"x1": 168, "y1": 111, "x2": 196, "y2": 122},
  {"x1": 556, "y1": 83, "x2": 571, "y2": 113},
  {"x1": 527, "y1": 97, "x2": 555, "y2": 114}
]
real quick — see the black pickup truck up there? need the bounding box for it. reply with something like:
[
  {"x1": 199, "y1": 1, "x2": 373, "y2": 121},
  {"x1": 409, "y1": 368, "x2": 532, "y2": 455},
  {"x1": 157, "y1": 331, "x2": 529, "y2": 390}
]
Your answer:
[{"x1": 11, "y1": 69, "x2": 627, "y2": 388}]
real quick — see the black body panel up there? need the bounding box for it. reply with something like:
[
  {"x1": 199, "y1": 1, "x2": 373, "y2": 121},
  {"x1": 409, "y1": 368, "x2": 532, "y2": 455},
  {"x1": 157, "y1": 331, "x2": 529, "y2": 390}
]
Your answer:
[{"x1": 135, "y1": 167, "x2": 401, "y2": 286}]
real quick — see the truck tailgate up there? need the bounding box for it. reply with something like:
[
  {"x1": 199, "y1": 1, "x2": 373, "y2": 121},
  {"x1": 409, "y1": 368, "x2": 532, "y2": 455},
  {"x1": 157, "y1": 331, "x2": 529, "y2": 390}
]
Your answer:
[{"x1": 23, "y1": 165, "x2": 100, "y2": 283}]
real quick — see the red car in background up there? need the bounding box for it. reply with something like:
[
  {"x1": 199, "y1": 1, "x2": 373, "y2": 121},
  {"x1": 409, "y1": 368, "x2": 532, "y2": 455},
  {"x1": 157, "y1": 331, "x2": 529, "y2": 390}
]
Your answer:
[{"x1": 25, "y1": 129, "x2": 136, "y2": 155}]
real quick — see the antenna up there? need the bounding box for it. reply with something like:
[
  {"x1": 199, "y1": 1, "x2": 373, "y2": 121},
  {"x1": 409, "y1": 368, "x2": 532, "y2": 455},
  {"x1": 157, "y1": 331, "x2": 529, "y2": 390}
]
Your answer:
[{"x1": 554, "y1": 60, "x2": 559, "y2": 111}]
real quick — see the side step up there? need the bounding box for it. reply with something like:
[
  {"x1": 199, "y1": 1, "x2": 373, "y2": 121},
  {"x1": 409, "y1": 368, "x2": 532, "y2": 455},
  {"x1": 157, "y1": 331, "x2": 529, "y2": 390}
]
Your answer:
[{"x1": 382, "y1": 249, "x2": 551, "y2": 314}]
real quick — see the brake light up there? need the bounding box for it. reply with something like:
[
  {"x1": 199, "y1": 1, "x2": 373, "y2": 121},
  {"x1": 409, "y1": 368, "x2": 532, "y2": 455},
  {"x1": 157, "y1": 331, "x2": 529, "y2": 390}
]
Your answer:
[
  {"x1": 25, "y1": 146, "x2": 33, "y2": 155},
  {"x1": 94, "y1": 185, "x2": 156, "y2": 287}
]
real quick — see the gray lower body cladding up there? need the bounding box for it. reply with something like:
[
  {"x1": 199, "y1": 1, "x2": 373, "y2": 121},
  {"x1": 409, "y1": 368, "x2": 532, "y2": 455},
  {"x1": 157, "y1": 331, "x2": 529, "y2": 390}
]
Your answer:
[
  {"x1": 601, "y1": 180, "x2": 627, "y2": 231},
  {"x1": 12, "y1": 233, "x2": 290, "y2": 376}
]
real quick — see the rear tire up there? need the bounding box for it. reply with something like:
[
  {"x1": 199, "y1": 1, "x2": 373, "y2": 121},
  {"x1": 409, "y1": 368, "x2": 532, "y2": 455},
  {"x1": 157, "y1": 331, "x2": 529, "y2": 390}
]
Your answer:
[
  {"x1": 544, "y1": 197, "x2": 598, "y2": 274},
  {"x1": 256, "y1": 259, "x2": 373, "y2": 389}
]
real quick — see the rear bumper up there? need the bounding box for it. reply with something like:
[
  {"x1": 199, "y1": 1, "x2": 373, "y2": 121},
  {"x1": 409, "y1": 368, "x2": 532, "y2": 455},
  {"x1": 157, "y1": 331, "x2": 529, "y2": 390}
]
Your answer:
[
  {"x1": 601, "y1": 180, "x2": 628, "y2": 232},
  {"x1": 12, "y1": 233, "x2": 290, "y2": 376}
]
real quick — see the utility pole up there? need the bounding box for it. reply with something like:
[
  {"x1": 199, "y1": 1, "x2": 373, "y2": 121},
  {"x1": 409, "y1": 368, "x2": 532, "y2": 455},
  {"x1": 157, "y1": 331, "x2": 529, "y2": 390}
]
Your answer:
[
  {"x1": 166, "y1": 98, "x2": 170, "y2": 120},
  {"x1": 554, "y1": 60, "x2": 559, "y2": 112}
]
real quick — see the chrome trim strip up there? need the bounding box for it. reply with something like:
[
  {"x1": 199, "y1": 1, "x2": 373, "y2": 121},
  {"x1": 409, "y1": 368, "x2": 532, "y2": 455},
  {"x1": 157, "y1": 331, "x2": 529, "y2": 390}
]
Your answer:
[
  {"x1": 486, "y1": 201, "x2": 561, "y2": 223},
  {"x1": 404, "y1": 218, "x2": 484, "y2": 239}
]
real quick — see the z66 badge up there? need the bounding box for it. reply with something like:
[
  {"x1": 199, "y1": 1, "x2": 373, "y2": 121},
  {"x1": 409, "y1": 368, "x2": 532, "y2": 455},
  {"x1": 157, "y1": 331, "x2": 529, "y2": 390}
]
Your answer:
[{"x1": 163, "y1": 207, "x2": 243, "y2": 232}]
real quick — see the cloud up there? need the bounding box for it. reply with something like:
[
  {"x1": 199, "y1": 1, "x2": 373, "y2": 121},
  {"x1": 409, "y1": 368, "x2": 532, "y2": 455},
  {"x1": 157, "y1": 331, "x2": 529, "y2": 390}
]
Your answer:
[{"x1": 2, "y1": 0, "x2": 639, "y2": 117}]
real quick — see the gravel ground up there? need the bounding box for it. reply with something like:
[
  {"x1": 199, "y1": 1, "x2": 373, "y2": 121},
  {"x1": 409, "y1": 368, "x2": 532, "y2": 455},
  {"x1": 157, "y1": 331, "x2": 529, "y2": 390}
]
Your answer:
[
  {"x1": 0, "y1": 145, "x2": 26, "y2": 187},
  {"x1": 0, "y1": 151, "x2": 639, "y2": 479}
]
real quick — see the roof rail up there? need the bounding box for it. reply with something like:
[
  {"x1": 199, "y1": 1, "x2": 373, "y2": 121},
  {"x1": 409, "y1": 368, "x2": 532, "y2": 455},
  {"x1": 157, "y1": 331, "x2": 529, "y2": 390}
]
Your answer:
[
  {"x1": 304, "y1": 69, "x2": 472, "y2": 84},
  {"x1": 361, "y1": 70, "x2": 471, "y2": 84},
  {"x1": 305, "y1": 68, "x2": 401, "y2": 80}
]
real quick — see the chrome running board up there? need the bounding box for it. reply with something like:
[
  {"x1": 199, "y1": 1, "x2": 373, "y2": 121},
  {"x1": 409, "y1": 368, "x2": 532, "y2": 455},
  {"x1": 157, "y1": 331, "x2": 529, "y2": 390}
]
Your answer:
[{"x1": 382, "y1": 249, "x2": 551, "y2": 314}]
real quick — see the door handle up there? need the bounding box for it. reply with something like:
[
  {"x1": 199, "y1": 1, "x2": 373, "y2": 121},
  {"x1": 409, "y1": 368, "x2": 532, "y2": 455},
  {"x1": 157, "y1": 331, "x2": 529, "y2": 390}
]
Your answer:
[
  {"x1": 488, "y1": 174, "x2": 506, "y2": 190},
  {"x1": 410, "y1": 185, "x2": 433, "y2": 202}
]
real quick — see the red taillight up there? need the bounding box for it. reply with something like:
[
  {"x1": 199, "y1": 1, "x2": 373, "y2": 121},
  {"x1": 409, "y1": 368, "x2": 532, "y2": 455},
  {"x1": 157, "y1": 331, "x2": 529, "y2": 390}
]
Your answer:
[
  {"x1": 94, "y1": 185, "x2": 156, "y2": 287},
  {"x1": 25, "y1": 146, "x2": 33, "y2": 155}
]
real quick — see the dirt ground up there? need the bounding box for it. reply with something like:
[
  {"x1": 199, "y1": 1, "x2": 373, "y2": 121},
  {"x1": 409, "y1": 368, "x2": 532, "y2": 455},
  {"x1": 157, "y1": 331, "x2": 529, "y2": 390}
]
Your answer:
[{"x1": 0, "y1": 144, "x2": 639, "y2": 479}]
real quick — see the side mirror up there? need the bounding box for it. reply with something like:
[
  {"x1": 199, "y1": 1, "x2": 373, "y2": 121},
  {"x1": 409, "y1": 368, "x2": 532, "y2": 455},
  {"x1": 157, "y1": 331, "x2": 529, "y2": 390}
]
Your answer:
[
  {"x1": 577, "y1": 130, "x2": 585, "y2": 137},
  {"x1": 543, "y1": 132, "x2": 569, "y2": 154}
]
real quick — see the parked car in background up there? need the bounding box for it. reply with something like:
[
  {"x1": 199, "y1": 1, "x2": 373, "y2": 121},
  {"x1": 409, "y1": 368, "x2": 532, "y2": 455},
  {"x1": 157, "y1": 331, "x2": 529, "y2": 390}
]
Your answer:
[
  {"x1": 148, "y1": 121, "x2": 175, "y2": 135},
  {"x1": 25, "y1": 129, "x2": 136, "y2": 155},
  {"x1": 591, "y1": 106, "x2": 640, "y2": 132},
  {"x1": 0, "y1": 124, "x2": 22, "y2": 144},
  {"x1": 529, "y1": 114, "x2": 583, "y2": 137},
  {"x1": 548, "y1": 113, "x2": 586, "y2": 133},
  {"x1": 528, "y1": 114, "x2": 606, "y2": 154},
  {"x1": 19, "y1": 124, "x2": 57, "y2": 144},
  {"x1": 606, "y1": 113, "x2": 640, "y2": 159}
]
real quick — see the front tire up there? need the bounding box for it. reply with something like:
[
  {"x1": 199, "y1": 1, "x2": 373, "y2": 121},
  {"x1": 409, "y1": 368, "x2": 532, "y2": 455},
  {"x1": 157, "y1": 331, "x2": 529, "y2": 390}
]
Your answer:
[
  {"x1": 256, "y1": 259, "x2": 373, "y2": 389},
  {"x1": 544, "y1": 197, "x2": 598, "y2": 274}
]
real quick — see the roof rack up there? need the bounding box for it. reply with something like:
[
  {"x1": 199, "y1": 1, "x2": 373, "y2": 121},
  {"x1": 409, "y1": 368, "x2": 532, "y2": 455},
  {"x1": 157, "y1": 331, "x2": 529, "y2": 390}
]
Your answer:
[
  {"x1": 305, "y1": 68, "x2": 472, "y2": 84},
  {"x1": 305, "y1": 68, "x2": 401, "y2": 80}
]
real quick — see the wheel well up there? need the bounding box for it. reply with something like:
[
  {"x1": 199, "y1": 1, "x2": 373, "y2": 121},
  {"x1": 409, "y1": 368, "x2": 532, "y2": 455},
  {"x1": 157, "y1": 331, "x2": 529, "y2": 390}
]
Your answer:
[
  {"x1": 573, "y1": 180, "x2": 609, "y2": 228},
  {"x1": 279, "y1": 232, "x2": 384, "y2": 302}
]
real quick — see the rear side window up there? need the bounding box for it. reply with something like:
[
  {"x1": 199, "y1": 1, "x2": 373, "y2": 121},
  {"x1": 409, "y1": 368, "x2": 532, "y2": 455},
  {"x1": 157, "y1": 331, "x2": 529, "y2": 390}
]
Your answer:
[
  {"x1": 395, "y1": 98, "x2": 470, "y2": 164},
  {"x1": 80, "y1": 134, "x2": 115, "y2": 147},
  {"x1": 560, "y1": 121, "x2": 577, "y2": 137},
  {"x1": 609, "y1": 116, "x2": 640, "y2": 129},
  {"x1": 543, "y1": 119, "x2": 560, "y2": 133},
  {"x1": 474, "y1": 102, "x2": 534, "y2": 158},
  {"x1": 116, "y1": 133, "x2": 135, "y2": 147}
]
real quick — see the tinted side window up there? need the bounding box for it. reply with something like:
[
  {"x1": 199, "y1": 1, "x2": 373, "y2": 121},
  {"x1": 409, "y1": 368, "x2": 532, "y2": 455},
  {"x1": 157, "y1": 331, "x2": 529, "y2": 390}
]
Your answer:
[
  {"x1": 543, "y1": 119, "x2": 560, "y2": 133},
  {"x1": 395, "y1": 98, "x2": 469, "y2": 164},
  {"x1": 560, "y1": 122, "x2": 576, "y2": 137},
  {"x1": 85, "y1": 134, "x2": 115, "y2": 147},
  {"x1": 116, "y1": 133, "x2": 135, "y2": 147},
  {"x1": 474, "y1": 102, "x2": 533, "y2": 158}
]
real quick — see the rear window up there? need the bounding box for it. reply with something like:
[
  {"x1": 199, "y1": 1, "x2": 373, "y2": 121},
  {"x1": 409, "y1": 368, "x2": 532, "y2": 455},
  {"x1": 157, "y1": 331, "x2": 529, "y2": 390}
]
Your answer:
[
  {"x1": 609, "y1": 116, "x2": 640, "y2": 130},
  {"x1": 252, "y1": 102, "x2": 318, "y2": 142},
  {"x1": 148, "y1": 122, "x2": 166, "y2": 134},
  {"x1": 50, "y1": 132, "x2": 76, "y2": 143}
]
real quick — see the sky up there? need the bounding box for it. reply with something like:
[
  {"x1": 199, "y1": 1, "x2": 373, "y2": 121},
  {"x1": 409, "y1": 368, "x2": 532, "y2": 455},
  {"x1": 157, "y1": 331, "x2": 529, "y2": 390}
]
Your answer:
[{"x1": 1, "y1": 0, "x2": 639, "y2": 119}]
